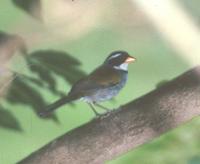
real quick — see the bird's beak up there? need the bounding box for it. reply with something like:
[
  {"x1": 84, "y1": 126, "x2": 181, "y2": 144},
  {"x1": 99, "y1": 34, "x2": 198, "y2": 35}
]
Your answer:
[{"x1": 125, "y1": 56, "x2": 136, "y2": 63}]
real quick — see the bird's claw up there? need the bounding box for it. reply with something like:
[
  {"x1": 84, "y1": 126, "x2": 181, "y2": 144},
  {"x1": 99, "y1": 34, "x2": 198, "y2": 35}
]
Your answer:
[{"x1": 94, "y1": 110, "x2": 114, "y2": 119}]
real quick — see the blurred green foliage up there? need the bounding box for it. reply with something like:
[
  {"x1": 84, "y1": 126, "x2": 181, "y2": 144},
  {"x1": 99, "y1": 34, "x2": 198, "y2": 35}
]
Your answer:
[
  {"x1": 0, "y1": 0, "x2": 199, "y2": 164},
  {"x1": 108, "y1": 118, "x2": 200, "y2": 164}
]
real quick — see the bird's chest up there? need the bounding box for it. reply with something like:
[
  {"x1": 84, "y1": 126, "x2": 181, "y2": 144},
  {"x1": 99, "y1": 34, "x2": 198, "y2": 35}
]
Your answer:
[{"x1": 83, "y1": 73, "x2": 127, "y2": 103}]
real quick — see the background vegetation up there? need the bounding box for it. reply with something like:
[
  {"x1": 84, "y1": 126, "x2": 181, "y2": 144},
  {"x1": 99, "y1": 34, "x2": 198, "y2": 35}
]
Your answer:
[{"x1": 0, "y1": 0, "x2": 199, "y2": 164}]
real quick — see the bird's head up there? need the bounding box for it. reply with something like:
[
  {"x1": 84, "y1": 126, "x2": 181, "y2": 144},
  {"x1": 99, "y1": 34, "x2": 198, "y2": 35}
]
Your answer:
[{"x1": 104, "y1": 51, "x2": 136, "y2": 71}]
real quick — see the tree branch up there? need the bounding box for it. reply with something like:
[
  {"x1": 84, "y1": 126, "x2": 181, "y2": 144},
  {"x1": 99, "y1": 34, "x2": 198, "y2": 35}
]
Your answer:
[{"x1": 20, "y1": 66, "x2": 200, "y2": 164}]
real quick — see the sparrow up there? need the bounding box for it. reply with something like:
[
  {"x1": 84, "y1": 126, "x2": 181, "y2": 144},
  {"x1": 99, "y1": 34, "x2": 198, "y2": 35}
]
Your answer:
[{"x1": 40, "y1": 51, "x2": 136, "y2": 117}]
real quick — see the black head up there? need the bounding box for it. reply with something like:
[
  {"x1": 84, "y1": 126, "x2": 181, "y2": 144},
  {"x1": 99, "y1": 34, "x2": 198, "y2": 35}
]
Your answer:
[{"x1": 104, "y1": 51, "x2": 136, "y2": 67}]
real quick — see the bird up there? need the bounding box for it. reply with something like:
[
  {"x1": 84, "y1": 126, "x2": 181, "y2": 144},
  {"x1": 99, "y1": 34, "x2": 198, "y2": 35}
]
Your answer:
[{"x1": 40, "y1": 51, "x2": 136, "y2": 117}]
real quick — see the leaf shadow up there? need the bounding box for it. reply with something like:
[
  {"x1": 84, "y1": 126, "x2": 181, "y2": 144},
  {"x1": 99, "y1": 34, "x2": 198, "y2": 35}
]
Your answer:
[
  {"x1": 4, "y1": 49, "x2": 86, "y2": 124},
  {"x1": 25, "y1": 50, "x2": 86, "y2": 96},
  {"x1": 0, "y1": 31, "x2": 86, "y2": 131},
  {"x1": 0, "y1": 106, "x2": 22, "y2": 131},
  {"x1": 12, "y1": 0, "x2": 42, "y2": 21},
  {"x1": 0, "y1": 31, "x2": 27, "y2": 132}
]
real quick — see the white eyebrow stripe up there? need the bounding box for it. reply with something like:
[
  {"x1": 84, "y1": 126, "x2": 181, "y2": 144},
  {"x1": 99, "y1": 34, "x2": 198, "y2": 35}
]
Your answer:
[{"x1": 108, "y1": 53, "x2": 121, "y2": 60}]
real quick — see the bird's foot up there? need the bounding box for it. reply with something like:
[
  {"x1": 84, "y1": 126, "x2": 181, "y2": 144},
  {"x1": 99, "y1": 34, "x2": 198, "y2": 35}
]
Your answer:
[
  {"x1": 94, "y1": 112, "x2": 103, "y2": 118},
  {"x1": 38, "y1": 110, "x2": 51, "y2": 118},
  {"x1": 95, "y1": 110, "x2": 114, "y2": 119}
]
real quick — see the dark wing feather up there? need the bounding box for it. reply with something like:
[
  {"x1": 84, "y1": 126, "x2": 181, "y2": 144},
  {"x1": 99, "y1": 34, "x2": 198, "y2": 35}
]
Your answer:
[
  {"x1": 89, "y1": 65, "x2": 121, "y2": 86},
  {"x1": 68, "y1": 65, "x2": 121, "y2": 97}
]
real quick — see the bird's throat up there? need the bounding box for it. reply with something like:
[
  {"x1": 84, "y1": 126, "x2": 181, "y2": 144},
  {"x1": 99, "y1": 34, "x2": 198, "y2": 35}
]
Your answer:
[{"x1": 114, "y1": 63, "x2": 128, "y2": 71}]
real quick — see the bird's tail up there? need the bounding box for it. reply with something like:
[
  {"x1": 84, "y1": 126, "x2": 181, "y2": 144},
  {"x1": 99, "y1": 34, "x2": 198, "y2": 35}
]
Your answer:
[{"x1": 39, "y1": 95, "x2": 76, "y2": 117}]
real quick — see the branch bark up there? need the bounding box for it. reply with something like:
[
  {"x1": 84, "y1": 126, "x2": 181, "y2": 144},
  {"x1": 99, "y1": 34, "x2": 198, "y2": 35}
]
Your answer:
[{"x1": 20, "y1": 66, "x2": 200, "y2": 164}]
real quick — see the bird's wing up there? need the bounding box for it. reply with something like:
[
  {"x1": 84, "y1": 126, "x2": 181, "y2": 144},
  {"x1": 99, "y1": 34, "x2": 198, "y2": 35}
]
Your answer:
[
  {"x1": 68, "y1": 65, "x2": 121, "y2": 97},
  {"x1": 89, "y1": 65, "x2": 121, "y2": 86}
]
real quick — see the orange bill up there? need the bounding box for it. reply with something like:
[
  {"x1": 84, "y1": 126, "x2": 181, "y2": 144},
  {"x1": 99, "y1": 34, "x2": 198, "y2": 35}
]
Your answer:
[{"x1": 125, "y1": 56, "x2": 136, "y2": 63}]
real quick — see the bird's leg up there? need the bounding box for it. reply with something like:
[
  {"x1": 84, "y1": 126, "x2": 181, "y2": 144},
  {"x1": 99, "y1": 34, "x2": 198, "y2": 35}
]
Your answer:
[
  {"x1": 87, "y1": 103, "x2": 101, "y2": 116},
  {"x1": 94, "y1": 103, "x2": 112, "y2": 112}
]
